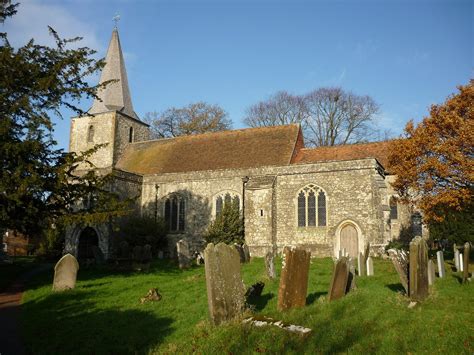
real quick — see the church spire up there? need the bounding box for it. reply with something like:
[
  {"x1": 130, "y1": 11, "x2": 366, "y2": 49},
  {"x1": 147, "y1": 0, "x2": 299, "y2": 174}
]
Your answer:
[{"x1": 89, "y1": 28, "x2": 138, "y2": 119}]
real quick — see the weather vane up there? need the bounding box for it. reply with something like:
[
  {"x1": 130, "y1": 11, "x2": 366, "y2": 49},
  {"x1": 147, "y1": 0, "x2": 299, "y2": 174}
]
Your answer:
[{"x1": 113, "y1": 13, "x2": 120, "y2": 29}]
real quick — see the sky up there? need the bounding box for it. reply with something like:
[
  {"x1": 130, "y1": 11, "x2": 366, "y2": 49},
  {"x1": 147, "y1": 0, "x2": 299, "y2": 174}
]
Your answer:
[{"x1": 3, "y1": 0, "x2": 473, "y2": 151}]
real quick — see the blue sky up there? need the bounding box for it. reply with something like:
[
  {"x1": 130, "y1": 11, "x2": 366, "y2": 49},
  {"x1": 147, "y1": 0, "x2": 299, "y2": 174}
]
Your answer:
[{"x1": 4, "y1": 0, "x2": 473, "y2": 151}]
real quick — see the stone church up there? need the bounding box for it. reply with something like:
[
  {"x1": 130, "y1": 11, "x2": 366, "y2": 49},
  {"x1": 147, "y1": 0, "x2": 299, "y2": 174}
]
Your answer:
[{"x1": 65, "y1": 28, "x2": 418, "y2": 260}]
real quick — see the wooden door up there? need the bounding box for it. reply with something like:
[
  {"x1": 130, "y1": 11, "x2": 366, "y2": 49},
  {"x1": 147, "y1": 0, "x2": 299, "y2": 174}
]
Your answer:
[{"x1": 340, "y1": 224, "x2": 358, "y2": 257}]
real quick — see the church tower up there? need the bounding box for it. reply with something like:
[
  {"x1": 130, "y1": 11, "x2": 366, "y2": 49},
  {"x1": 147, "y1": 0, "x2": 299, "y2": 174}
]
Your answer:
[{"x1": 69, "y1": 27, "x2": 149, "y2": 171}]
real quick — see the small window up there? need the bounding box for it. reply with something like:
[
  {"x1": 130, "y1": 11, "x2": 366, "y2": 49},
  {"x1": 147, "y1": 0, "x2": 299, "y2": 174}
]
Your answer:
[
  {"x1": 87, "y1": 125, "x2": 94, "y2": 143},
  {"x1": 390, "y1": 197, "x2": 398, "y2": 220},
  {"x1": 129, "y1": 127, "x2": 134, "y2": 143},
  {"x1": 260, "y1": 209, "x2": 264, "y2": 217}
]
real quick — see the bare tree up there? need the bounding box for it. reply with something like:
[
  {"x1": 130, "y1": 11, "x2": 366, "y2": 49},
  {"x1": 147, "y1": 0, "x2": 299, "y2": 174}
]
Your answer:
[
  {"x1": 243, "y1": 87, "x2": 379, "y2": 147},
  {"x1": 244, "y1": 91, "x2": 307, "y2": 127},
  {"x1": 144, "y1": 102, "x2": 232, "y2": 139},
  {"x1": 304, "y1": 87, "x2": 380, "y2": 146}
]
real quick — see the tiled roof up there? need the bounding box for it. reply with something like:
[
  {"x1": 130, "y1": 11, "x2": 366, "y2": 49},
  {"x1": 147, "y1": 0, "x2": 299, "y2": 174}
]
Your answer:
[
  {"x1": 292, "y1": 141, "x2": 393, "y2": 170},
  {"x1": 116, "y1": 124, "x2": 301, "y2": 175}
]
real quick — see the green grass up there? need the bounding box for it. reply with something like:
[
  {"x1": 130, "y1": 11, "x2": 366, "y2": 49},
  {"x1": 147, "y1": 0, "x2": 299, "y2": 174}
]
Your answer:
[
  {"x1": 21, "y1": 257, "x2": 473, "y2": 354},
  {"x1": 0, "y1": 256, "x2": 39, "y2": 291}
]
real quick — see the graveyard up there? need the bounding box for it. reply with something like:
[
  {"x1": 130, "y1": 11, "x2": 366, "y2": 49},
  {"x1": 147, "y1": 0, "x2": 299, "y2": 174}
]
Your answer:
[{"x1": 14, "y1": 250, "x2": 473, "y2": 354}]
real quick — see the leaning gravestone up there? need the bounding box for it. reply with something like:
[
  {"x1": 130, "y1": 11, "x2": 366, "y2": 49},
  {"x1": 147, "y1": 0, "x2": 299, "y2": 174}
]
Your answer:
[
  {"x1": 265, "y1": 251, "x2": 276, "y2": 279},
  {"x1": 347, "y1": 257, "x2": 357, "y2": 291},
  {"x1": 436, "y1": 251, "x2": 445, "y2": 278},
  {"x1": 357, "y1": 252, "x2": 366, "y2": 276},
  {"x1": 409, "y1": 236, "x2": 429, "y2": 301},
  {"x1": 233, "y1": 244, "x2": 246, "y2": 263},
  {"x1": 454, "y1": 249, "x2": 460, "y2": 271},
  {"x1": 427, "y1": 260, "x2": 436, "y2": 286},
  {"x1": 277, "y1": 246, "x2": 311, "y2": 311},
  {"x1": 177, "y1": 239, "x2": 192, "y2": 269},
  {"x1": 388, "y1": 249, "x2": 409, "y2": 294},
  {"x1": 204, "y1": 243, "x2": 246, "y2": 325},
  {"x1": 463, "y1": 242, "x2": 470, "y2": 283},
  {"x1": 366, "y1": 256, "x2": 374, "y2": 276},
  {"x1": 53, "y1": 254, "x2": 79, "y2": 291},
  {"x1": 328, "y1": 256, "x2": 350, "y2": 301}
]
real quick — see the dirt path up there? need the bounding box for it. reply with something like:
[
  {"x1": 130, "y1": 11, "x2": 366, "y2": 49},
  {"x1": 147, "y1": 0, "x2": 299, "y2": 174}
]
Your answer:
[{"x1": 0, "y1": 265, "x2": 51, "y2": 355}]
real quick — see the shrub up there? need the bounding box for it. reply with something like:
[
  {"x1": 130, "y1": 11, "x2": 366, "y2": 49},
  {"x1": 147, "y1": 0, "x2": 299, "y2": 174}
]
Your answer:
[
  {"x1": 204, "y1": 198, "x2": 243, "y2": 245},
  {"x1": 117, "y1": 214, "x2": 168, "y2": 252}
]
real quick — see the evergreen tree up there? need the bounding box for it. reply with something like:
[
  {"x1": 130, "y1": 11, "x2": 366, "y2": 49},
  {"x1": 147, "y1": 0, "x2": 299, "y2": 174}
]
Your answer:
[{"x1": 204, "y1": 197, "x2": 244, "y2": 245}]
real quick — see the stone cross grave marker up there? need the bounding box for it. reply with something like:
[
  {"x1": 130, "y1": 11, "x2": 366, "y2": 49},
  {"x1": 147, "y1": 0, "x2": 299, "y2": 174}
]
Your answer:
[
  {"x1": 357, "y1": 252, "x2": 366, "y2": 276},
  {"x1": 204, "y1": 242, "x2": 246, "y2": 325},
  {"x1": 454, "y1": 249, "x2": 460, "y2": 271},
  {"x1": 328, "y1": 256, "x2": 350, "y2": 301},
  {"x1": 409, "y1": 236, "x2": 429, "y2": 301},
  {"x1": 366, "y1": 256, "x2": 374, "y2": 276},
  {"x1": 277, "y1": 246, "x2": 311, "y2": 311},
  {"x1": 53, "y1": 254, "x2": 79, "y2": 291},
  {"x1": 177, "y1": 239, "x2": 192, "y2": 269},
  {"x1": 388, "y1": 249, "x2": 409, "y2": 294},
  {"x1": 463, "y1": 242, "x2": 470, "y2": 283},
  {"x1": 427, "y1": 260, "x2": 436, "y2": 286},
  {"x1": 436, "y1": 251, "x2": 445, "y2": 278},
  {"x1": 265, "y1": 251, "x2": 276, "y2": 279}
]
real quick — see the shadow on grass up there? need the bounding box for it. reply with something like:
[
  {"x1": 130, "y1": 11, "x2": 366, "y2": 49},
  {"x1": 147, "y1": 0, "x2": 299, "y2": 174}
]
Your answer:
[
  {"x1": 385, "y1": 283, "x2": 406, "y2": 294},
  {"x1": 22, "y1": 289, "x2": 174, "y2": 354},
  {"x1": 247, "y1": 293, "x2": 274, "y2": 311},
  {"x1": 306, "y1": 291, "x2": 327, "y2": 305}
]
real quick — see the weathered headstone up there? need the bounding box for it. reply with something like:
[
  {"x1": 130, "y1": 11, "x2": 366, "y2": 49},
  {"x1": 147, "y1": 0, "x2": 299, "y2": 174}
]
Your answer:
[
  {"x1": 328, "y1": 257, "x2": 349, "y2": 301},
  {"x1": 143, "y1": 244, "x2": 152, "y2": 263},
  {"x1": 463, "y1": 242, "x2": 470, "y2": 283},
  {"x1": 265, "y1": 251, "x2": 276, "y2": 279},
  {"x1": 427, "y1": 260, "x2": 436, "y2": 286},
  {"x1": 277, "y1": 246, "x2": 311, "y2": 311},
  {"x1": 342, "y1": 248, "x2": 347, "y2": 257},
  {"x1": 347, "y1": 257, "x2": 357, "y2": 291},
  {"x1": 177, "y1": 239, "x2": 192, "y2": 269},
  {"x1": 242, "y1": 243, "x2": 251, "y2": 263},
  {"x1": 388, "y1": 249, "x2": 409, "y2": 294},
  {"x1": 357, "y1": 252, "x2": 366, "y2": 276},
  {"x1": 119, "y1": 240, "x2": 130, "y2": 259},
  {"x1": 436, "y1": 251, "x2": 445, "y2": 278},
  {"x1": 454, "y1": 249, "x2": 460, "y2": 271},
  {"x1": 91, "y1": 245, "x2": 105, "y2": 265},
  {"x1": 409, "y1": 236, "x2": 429, "y2": 301},
  {"x1": 204, "y1": 243, "x2": 246, "y2": 325},
  {"x1": 132, "y1": 245, "x2": 143, "y2": 263},
  {"x1": 459, "y1": 253, "x2": 464, "y2": 272},
  {"x1": 363, "y1": 242, "x2": 370, "y2": 264},
  {"x1": 366, "y1": 256, "x2": 374, "y2": 276},
  {"x1": 233, "y1": 244, "x2": 246, "y2": 263},
  {"x1": 52, "y1": 254, "x2": 79, "y2": 291}
]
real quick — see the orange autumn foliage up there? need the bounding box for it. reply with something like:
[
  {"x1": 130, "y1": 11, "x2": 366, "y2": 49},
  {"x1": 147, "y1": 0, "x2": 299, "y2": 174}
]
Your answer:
[{"x1": 388, "y1": 81, "x2": 474, "y2": 223}]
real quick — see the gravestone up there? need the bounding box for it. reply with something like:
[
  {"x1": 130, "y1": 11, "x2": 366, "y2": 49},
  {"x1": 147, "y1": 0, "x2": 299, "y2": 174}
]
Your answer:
[
  {"x1": 409, "y1": 236, "x2": 429, "y2": 301},
  {"x1": 357, "y1": 252, "x2": 366, "y2": 276},
  {"x1": 143, "y1": 244, "x2": 152, "y2": 263},
  {"x1": 177, "y1": 239, "x2": 192, "y2": 269},
  {"x1": 388, "y1": 249, "x2": 409, "y2": 294},
  {"x1": 328, "y1": 257, "x2": 349, "y2": 301},
  {"x1": 454, "y1": 249, "x2": 460, "y2": 271},
  {"x1": 119, "y1": 240, "x2": 130, "y2": 259},
  {"x1": 436, "y1": 251, "x2": 445, "y2": 278},
  {"x1": 463, "y1": 242, "x2": 470, "y2": 283},
  {"x1": 363, "y1": 242, "x2": 370, "y2": 264},
  {"x1": 366, "y1": 256, "x2": 374, "y2": 276},
  {"x1": 338, "y1": 250, "x2": 343, "y2": 259},
  {"x1": 342, "y1": 248, "x2": 347, "y2": 257},
  {"x1": 157, "y1": 250, "x2": 164, "y2": 259},
  {"x1": 91, "y1": 246, "x2": 105, "y2": 265},
  {"x1": 277, "y1": 246, "x2": 311, "y2": 311},
  {"x1": 233, "y1": 244, "x2": 246, "y2": 263},
  {"x1": 459, "y1": 253, "x2": 463, "y2": 272},
  {"x1": 53, "y1": 254, "x2": 79, "y2": 291},
  {"x1": 132, "y1": 245, "x2": 143, "y2": 262},
  {"x1": 204, "y1": 242, "x2": 246, "y2": 325},
  {"x1": 242, "y1": 244, "x2": 251, "y2": 263},
  {"x1": 265, "y1": 251, "x2": 276, "y2": 279},
  {"x1": 347, "y1": 257, "x2": 357, "y2": 291},
  {"x1": 427, "y1": 260, "x2": 436, "y2": 286}
]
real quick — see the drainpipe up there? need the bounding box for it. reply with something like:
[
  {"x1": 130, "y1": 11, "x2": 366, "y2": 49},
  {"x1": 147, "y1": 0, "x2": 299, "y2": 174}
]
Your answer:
[{"x1": 241, "y1": 176, "x2": 249, "y2": 241}]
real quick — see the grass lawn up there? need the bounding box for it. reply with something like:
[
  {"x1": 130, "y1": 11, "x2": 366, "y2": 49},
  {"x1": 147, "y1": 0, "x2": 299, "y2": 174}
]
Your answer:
[
  {"x1": 0, "y1": 256, "x2": 40, "y2": 291},
  {"x1": 21, "y1": 256, "x2": 473, "y2": 354}
]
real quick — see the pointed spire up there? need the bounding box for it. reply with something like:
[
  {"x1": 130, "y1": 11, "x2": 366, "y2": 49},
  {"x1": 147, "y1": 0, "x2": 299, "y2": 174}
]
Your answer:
[{"x1": 89, "y1": 28, "x2": 138, "y2": 119}]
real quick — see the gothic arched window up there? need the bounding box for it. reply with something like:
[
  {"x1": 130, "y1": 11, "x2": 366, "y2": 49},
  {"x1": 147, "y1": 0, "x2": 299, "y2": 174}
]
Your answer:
[
  {"x1": 87, "y1": 125, "x2": 94, "y2": 143},
  {"x1": 390, "y1": 196, "x2": 398, "y2": 220},
  {"x1": 214, "y1": 192, "x2": 241, "y2": 217},
  {"x1": 164, "y1": 195, "x2": 186, "y2": 232},
  {"x1": 129, "y1": 126, "x2": 134, "y2": 143},
  {"x1": 296, "y1": 184, "x2": 327, "y2": 227}
]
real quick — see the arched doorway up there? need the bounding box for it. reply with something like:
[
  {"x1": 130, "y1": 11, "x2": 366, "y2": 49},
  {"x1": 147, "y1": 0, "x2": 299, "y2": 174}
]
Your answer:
[
  {"x1": 340, "y1": 223, "x2": 359, "y2": 257},
  {"x1": 78, "y1": 227, "x2": 98, "y2": 260}
]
